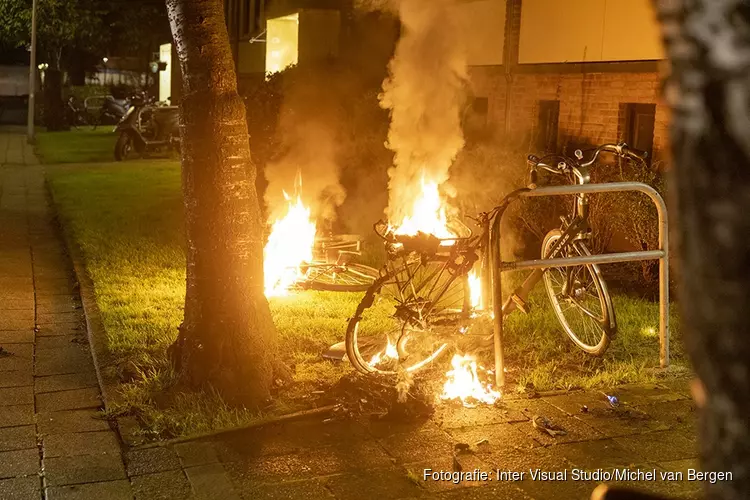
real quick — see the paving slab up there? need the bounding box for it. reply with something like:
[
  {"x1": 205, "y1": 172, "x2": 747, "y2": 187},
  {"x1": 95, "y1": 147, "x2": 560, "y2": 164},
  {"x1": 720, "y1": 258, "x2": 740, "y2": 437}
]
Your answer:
[
  {"x1": 174, "y1": 441, "x2": 220, "y2": 468},
  {"x1": 34, "y1": 345, "x2": 94, "y2": 376},
  {"x1": 36, "y1": 387, "x2": 101, "y2": 412},
  {"x1": 0, "y1": 448, "x2": 39, "y2": 479},
  {"x1": 0, "y1": 426, "x2": 36, "y2": 453},
  {"x1": 377, "y1": 428, "x2": 455, "y2": 465},
  {"x1": 37, "y1": 410, "x2": 111, "y2": 435},
  {"x1": 43, "y1": 453, "x2": 127, "y2": 486},
  {"x1": 436, "y1": 483, "x2": 533, "y2": 499},
  {"x1": 43, "y1": 430, "x2": 121, "y2": 458},
  {"x1": 615, "y1": 429, "x2": 698, "y2": 463},
  {"x1": 0, "y1": 299, "x2": 35, "y2": 311},
  {"x1": 34, "y1": 322, "x2": 83, "y2": 337},
  {"x1": 0, "y1": 475, "x2": 41, "y2": 500},
  {"x1": 0, "y1": 405, "x2": 34, "y2": 428},
  {"x1": 611, "y1": 384, "x2": 689, "y2": 405},
  {"x1": 125, "y1": 447, "x2": 182, "y2": 476},
  {"x1": 0, "y1": 330, "x2": 34, "y2": 344},
  {"x1": 37, "y1": 312, "x2": 83, "y2": 325},
  {"x1": 45, "y1": 480, "x2": 134, "y2": 500},
  {"x1": 503, "y1": 398, "x2": 605, "y2": 445},
  {"x1": 229, "y1": 477, "x2": 333, "y2": 500},
  {"x1": 130, "y1": 469, "x2": 193, "y2": 500},
  {"x1": 35, "y1": 335, "x2": 88, "y2": 351},
  {"x1": 0, "y1": 344, "x2": 33, "y2": 372},
  {"x1": 0, "y1": 386, "x2": 33, "y2": 406},
  {"x1": 35, "y1": 372, "x2": 99, "y2": 394},
  {"x1": 0, "y1": 370, "x2": 33, "y2": 388},
  {"x1": 322, "y1": 469, "x2": 424, "y2": 499},
  {"x1": 553, "y1": 438, "x2": 647, "y2": 469},
  {"x1": 185, "y1": 463, "x2": 241, "y2": 500}
]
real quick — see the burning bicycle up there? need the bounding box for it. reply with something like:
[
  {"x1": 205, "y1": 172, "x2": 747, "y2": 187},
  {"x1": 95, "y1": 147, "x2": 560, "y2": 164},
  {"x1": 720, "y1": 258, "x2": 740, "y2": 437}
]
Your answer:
[
  {"x1": 345, "y1": 143, "x2": 648, "y2": 376},
  {"x1": 263, "y1": 186, "x2": 379, "y2": 296}
]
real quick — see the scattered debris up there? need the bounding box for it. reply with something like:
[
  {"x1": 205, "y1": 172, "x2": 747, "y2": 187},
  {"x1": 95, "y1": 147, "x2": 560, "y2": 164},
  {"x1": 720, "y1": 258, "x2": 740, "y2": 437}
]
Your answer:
[
  {"x1": 532, "y1": 414, "x2": 567, "y2": 437},
  {"x1": 0, "y1": 347, "x2": 11, "y2": 357},
  {"x1": 454, "y1": 442, "x2": 472, "y2": 454},
  {"x1": 452, "y1": 453, "x2": 462, "y2": 472},
  {"x1": 602, "y1": 393, "x2": 620, "y2": 408},
  {"x1": 34, "y1": 325, "x2": 40, "y2": 333},
  {"x1": 580, "y1": 405, "x2": 589, "y2": 413},
  {"x1": 475, "y1": 438, "x2": 490, "y2": 447}
]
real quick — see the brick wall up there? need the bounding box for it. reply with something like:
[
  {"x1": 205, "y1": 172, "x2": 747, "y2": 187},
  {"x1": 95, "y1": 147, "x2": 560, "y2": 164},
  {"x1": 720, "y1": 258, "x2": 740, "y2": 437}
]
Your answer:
[{"x1": 468, "y1": 0, "x2": 671, "y2": 165}]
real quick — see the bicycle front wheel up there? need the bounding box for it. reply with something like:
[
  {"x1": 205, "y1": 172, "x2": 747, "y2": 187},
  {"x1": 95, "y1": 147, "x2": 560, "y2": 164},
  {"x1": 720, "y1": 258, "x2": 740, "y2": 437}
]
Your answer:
[
  {"x1": 542, "y1": 229, "x2": 616, "y2": 356},
  {"x1": 304, "y1": 263, "x2": 379, "y2": 292},
  {"x1": 345, "y1": 257, "x2": 469, "y2": 375}
]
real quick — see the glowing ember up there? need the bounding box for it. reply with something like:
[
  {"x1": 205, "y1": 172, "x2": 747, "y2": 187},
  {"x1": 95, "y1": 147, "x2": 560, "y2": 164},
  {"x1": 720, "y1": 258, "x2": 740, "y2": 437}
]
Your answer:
[
  {"x1": 392, "y1": 176, "x2": 455, "y2": 241},
  {"x1": 369, "y1": 337, "x2": 400, "y2": 367},
  {"x1": 441, "y1": 354, "x2": 501, "y2": 406},
  {"x1": 468, "y1": 270, "x2": 482, "y2": 310},
  {"x1": 263, "y1": 186, "x2": 317, "y2": 297}
]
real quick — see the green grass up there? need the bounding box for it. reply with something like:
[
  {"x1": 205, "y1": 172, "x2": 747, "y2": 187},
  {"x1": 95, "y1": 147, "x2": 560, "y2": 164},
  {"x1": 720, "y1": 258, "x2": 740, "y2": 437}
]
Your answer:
[
  {"x1": 36, "y1": 128, "x2": 117, "y2": 164},
  {"x1": 47, "y1": 160, "x2": 689, "y2": 439}
]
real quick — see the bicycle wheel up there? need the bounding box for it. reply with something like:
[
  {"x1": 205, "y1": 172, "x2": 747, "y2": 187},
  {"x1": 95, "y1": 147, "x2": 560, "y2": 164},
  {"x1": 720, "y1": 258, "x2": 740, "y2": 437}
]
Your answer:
[
  {"x1": 346, "y1": 254, "x2": 472, "y2": 375},
  {"x1": 542, "y1": 229, "x2": 616, "y2": 356},
  {"x1": 304, "y1": 263, "x2": 379, "y2": 292}
]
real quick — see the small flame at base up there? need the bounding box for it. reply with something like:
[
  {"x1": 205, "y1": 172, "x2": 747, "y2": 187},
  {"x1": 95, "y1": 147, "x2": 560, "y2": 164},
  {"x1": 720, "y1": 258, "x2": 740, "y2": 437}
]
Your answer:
[{"x1": 441, "y1": 354, "x2": 501, "y2": 406}]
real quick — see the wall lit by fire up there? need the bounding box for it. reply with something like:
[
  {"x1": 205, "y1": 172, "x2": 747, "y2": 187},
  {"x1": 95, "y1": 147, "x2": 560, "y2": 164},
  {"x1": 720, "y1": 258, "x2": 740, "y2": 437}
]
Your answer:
[{"x1": 265, "y1": 13, "x2": 299, "y2": 77}]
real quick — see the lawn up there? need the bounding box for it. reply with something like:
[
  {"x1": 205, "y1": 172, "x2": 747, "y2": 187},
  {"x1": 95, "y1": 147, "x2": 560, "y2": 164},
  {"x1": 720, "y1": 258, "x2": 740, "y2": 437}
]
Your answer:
[
  {"x1": 36, "y1": 128, "x2": 118, "y2": 164},
  {"x1": 47, "y1": 160, "x2": 689, "y2": 439}
]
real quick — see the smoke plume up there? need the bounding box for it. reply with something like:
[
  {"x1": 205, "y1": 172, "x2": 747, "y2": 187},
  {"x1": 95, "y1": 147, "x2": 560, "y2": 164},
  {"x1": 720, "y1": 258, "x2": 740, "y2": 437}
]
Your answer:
[
  {"x1": 378, "y1": 0, "x2": 468, "y2": 225},
  {"x1": 264, "y1": 71, "x2": 347, "y2": 225}
]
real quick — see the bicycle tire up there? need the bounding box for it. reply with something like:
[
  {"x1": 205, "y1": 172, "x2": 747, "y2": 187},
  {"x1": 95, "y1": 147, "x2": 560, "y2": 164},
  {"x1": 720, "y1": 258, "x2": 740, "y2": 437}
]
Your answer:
[
  {"x1": 304, "y1": 263, "x2": 379, "y2": 292},
  {"x1": 345, "y1": 258, "x2": 470, "y2": 375},
  {"x1": 542, "y1": 229, "x2": 615, "y2": 356}
]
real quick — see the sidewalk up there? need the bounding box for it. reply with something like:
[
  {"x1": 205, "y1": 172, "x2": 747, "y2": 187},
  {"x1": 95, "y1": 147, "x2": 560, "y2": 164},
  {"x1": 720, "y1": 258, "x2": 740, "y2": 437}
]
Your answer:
[
  {"x1": 0, "y1": 132, "x2": 700, "y2": 500},
  {"x1": 0, "y1": 134, "x2": 133, "y2": 499}
]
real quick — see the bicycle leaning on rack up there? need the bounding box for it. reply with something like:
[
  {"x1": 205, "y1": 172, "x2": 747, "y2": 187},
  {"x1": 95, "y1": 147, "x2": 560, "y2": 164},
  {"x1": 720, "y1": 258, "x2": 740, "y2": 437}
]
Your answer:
[{"x1": 345, "y1": 143, "x2": 649, "y2": 375}]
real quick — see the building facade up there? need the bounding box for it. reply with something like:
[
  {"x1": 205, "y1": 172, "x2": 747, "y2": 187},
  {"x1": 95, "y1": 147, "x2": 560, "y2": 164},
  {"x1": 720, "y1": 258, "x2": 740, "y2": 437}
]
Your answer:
[
  {"x1": 458, "y1": 0, "x2": 668, "y2": 162},
  {"x1": 170, "y1": 0, "x2": 667, "y2": 162}
]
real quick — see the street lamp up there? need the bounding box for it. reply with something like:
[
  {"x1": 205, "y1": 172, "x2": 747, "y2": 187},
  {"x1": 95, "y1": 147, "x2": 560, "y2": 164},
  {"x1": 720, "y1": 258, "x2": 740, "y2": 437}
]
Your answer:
[
  {"x1": 102, "y1": 57, "x2": 109, "y2": 85},
  {"x1": 26, "y1": 0, "x2": 38, "y2": 144}
]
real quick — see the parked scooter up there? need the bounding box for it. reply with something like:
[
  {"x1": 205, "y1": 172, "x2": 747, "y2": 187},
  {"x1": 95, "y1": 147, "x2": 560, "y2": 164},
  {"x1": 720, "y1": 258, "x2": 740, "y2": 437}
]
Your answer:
[
  {"x1": 94, "y1": 95, "x2": 131, "y2": 129},
  {"x1": 114, "y1": 93, "x2": 180, "y2": 161}
]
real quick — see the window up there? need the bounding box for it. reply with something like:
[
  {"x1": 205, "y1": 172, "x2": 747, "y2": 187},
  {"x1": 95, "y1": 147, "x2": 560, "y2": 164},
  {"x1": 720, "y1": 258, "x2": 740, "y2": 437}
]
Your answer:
[
  {"x1": 536, "y1": 100, "x2": 560, "y2": 153},
  {"x1": 622, "y1": 103, "x2": 656, "y2": 164},
  {"x1": 253, "y1": 0, "x2": 263, "y2": 33},
  {"x1": 241, "y1": 0, "x2": 251, "y2": 36}
]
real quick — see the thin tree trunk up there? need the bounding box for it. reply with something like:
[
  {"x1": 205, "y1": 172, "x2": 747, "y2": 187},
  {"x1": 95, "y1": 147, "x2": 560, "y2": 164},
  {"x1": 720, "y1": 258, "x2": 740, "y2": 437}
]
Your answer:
[
  {"x1": 165, "y1": 0, "x2": 277, "y2": 407},
  {"x1": 652, "y1": 1, "x2": 750, "y2": 498}
]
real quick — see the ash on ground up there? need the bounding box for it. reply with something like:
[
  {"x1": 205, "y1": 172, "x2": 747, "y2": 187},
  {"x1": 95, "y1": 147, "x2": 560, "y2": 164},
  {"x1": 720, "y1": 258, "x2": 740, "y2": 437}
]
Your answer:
[{"x1": 322, "y1": 371, "x2": 438, "y2": 422}]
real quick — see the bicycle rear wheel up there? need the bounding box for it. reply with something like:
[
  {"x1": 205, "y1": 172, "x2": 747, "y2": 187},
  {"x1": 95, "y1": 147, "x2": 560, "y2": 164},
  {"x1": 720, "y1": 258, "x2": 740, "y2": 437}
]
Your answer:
[
  {"x1": 346, "y1": 255, "x2": 471, "y2": 375},
  {"x1": 542, "y1": 229, "x2": 615, "y2": 356},
  {"x1": 303, "y1": 263, "x2": 379, "y2": 292}
]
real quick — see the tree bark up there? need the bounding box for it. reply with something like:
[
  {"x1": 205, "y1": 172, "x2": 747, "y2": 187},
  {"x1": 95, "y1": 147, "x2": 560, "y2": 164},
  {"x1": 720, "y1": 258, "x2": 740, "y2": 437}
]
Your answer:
[
  {"x1": 165, "y1": 0, "x2": 277, "y2": 408},
  {"x1": 652, "y1": 1, "x2": 750, "y2": 498}
]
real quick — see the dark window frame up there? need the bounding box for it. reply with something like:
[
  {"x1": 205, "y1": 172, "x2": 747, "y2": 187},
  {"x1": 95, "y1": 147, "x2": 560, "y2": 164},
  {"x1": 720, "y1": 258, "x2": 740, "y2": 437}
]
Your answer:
[
  {"x1": 536, "y1": 100, "x2": 560, "y2": 154},
  {"x1": 620, "y1": 102, "x2": 656, "y2": 165}
]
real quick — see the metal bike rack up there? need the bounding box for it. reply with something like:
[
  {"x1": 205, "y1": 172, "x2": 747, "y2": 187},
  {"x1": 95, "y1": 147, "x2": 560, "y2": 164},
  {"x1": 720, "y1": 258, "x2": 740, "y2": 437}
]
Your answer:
[{"x1": 489, "y1": 182, "x2": 670, "y2": 389}]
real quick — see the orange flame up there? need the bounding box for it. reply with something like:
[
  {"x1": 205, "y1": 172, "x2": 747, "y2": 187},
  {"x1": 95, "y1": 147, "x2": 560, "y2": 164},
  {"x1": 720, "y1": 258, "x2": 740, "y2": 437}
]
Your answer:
[
  {"x1": 392, "y1": 175, "x2": 455, "y2": 241},
  {"x1": 441, "y1": 354, "x2": 501, "y2": 406},
  {"x1": 263, "y1": 182, "x2": 317, "y2": 297}
]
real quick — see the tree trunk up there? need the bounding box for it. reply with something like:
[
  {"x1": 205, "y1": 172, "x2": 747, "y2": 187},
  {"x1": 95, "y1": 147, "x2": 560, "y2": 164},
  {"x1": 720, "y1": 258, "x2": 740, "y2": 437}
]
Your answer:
[
  {"x1": 652, "y1": 1, "x2": 750, "y2": 498},
  {"x1": 43, "y1": 69, "x2": 68, "y2": 131},
  {"x1": 165, "y1": 0, "x2": 277, "y2": 408}
]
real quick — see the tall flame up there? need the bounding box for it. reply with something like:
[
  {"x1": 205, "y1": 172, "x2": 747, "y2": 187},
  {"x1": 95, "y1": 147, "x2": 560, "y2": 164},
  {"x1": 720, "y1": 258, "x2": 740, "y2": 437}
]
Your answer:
[
  {"x1": 441, "y1": 354, "x2": 500, "y2": 406},
  {"x1": 263, "y1": 179, "x2": 317, "y2": 297},
  {"x1": 392, "y1": 176, "x2": 454, "y2": 240}
]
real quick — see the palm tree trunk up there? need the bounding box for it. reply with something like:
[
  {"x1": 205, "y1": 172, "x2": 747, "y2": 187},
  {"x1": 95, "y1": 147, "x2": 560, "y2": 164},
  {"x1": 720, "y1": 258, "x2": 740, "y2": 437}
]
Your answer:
[
  {"x1": 165, "y1": 0, "x2": 277, "y2": 407},
  {"x1": 653, "y1": 1, "x2": 750, "y2": 498}
]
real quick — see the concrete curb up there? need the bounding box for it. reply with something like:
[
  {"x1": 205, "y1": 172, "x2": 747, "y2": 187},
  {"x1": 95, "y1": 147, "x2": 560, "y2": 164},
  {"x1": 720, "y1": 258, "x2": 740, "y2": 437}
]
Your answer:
[{"x1": 44, "y1": 177, "x2": 122, "y2": 413}]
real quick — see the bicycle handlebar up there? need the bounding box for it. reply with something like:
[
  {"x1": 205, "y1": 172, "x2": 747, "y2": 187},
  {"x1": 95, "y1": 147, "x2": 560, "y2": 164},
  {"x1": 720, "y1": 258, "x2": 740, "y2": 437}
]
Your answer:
[{"x1": 527, "y1": 143, "x2": 648, "y2": 184}]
